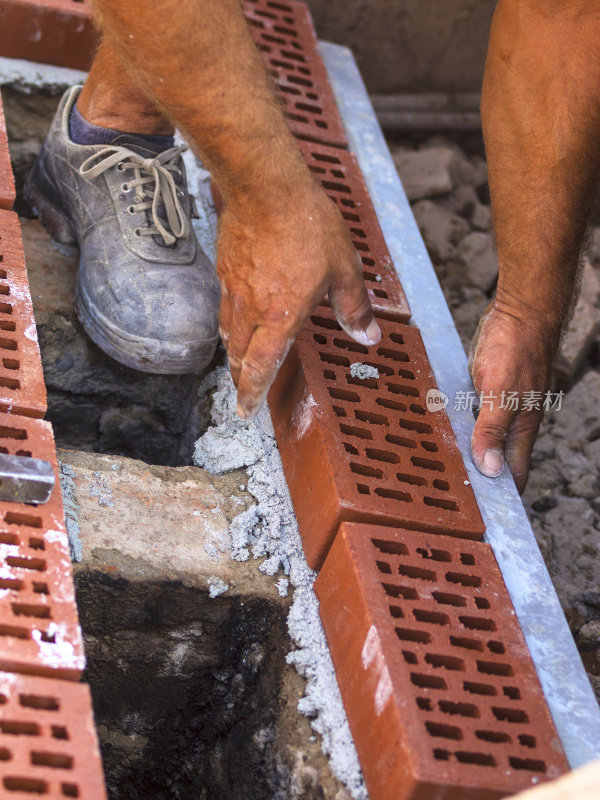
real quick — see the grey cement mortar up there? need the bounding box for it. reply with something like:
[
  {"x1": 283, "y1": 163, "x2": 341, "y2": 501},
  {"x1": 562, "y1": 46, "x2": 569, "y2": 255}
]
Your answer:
[
  {"x1": 194, "y1": 367, "x2": 367, "y2": 800},
  {"x1": 349, "y1": 362, "x2": 379, "y2": 380},
  {"x1": 59, "y1": 461, "x2": 83, "y2": 563}
]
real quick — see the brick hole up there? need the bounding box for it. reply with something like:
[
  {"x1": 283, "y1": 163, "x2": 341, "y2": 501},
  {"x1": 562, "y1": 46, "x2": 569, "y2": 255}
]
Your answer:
[
  {"x1": 327, "y1": 387, "x2": 359, "y2": 403},
  {"x1": 372, "y1": 539, "x2": 409, "y2": 556},
  {"x1": 509, "y1": 757, "x2": 547, "y2": 773},
  {"x1": 492, "y1": 707, "x2": 529, "y2": 724},
  {"x1": 339, "y1": 424, "x2": 372, "y2": 440},
  {"x1": 413, "y1": 609, "x2": 449, "y2": 626},
  {"x1": 247, "y1": 17, "x2": 266, "y2": 28},
  {"x1": 262, "y1": 34, "x2": 286, "y2": 46},
  {"x1": 308, "y1": 163, "x2": 327, "y2": 174},
  {"x1": 280, "y1": 49, "x2": 305, "y2": 62},
  {"x1": 350, "y1": 462, "x2": 383, "y2": 479},
  {"x1": 322, "y1": 180, "x2": 351, "y2": 194},
  {"x1": 332, "y1": 405, "x2": 346, "y2": 418},
  {"x1": 411, "y1": 673, "x2": 447, "y2": 690},
  {"x1": 287, "y1": 74, "x2": 313, "y2": 88},
  {"x1": 0, "y1": 304, "x2": 13, "y2": 315},
  {"x1": 5, "y1": 512, "x2": 43, "y2": 529},
  {"x1": 421, "y1": 441, "x2": 439, "y2": 453},
  {"x1": 61, "y1": 784, "x2": 80, "y2": 798},
  {"x1": 0, "y1": 337, "x2": 17, "y2": 351},
  {"x1": 433, "y1": 591, "x2": 467, "y2": 607},
  {"x1": 0, "y1": 447, "x2": 10, "y2": 454},
  {"x1": 5, "y1": 556, "x2": 46, "y2": 571},
  {"x1": 353, "y1": 242, "x2": 369, "y2": 253},
  {"x1": 399, "y1": 419, "x2": 432, "y2": 434},
  {"x1": 0, "y1": 532, "x2": 18, "y2": 545},
  {"x1": 340, "y1": 198, "x2": 356, "y2": 208},
  {"x1": 386, "y1": 383, "x2": 419, "y2": 397},
  {"x1": 411, "y1": 456, "x2": 445, "y2": 472},
  {"x1": 464, "y1": 681, "x2": 497, "y2": 697},
  {"x1": 382, "y1": 583, "x2": 418, "y2": 600},
  {"x1": 456, "y1": 751, "x2": 496, "y2": 767},
  {"x1": 460, "y1": 616, "x2": 496, "y2": 632},
  {"x1": 296, "y1": 103, "x2": 323, "y2": 115},
  {"x1": 518, "y1": 734, "x2": 537, "y2": 748},
  {"x1": 487, "y1": 641, "x2": 506, "y2": 655},
  {"x1": 0, "y1": 624, "x2": 29, "y2": 639},
  {"x1": 31, "y1": 751, "x2": 74, "y2": 770},
  {"x1": 503, "y1": 686, "x2": 521, "y2": 700},
  {"x1": 425, "y1": 721, "x2": 463, "y2": 741},
  {"x1": 346, "y1": 375, "x2": 378, "y2": 390},
  {"x1": 28, "y1": 538, "x2": 45, "y2": 551},
  {"x1": 433, "y1": 748, "x2": 451, "y2": 760},
  {"x1": 374, "y1": 487, "x2": 411, "y2": 502},
  {"x1": 32, "y1": 582, "x2": 49, "y2": 594},
  {"x1": 0, "y1": 720, "x2": 40, "y2": 735},
  {"x1": 372, "y1": 289, "x2": 388, "y2": 299},
  {"x1": 12, "y1": 604, "x2": 51, "y2": 619},
  {"x1": 361, "y1": 256, "x2": 374, "y2": 265},
  {"x1": 297, "y1": 67, "x2": 312, "y2": 76},
  {"x1": 365, "y1": 448, "x2": 400, "y2": 464},
  {"x1": 0, "y1": 268, "x2": 6, "y2": 277},
  {"x1": 0, "y1": 284, "x2": 9, "y2": 296},
  {"x1": 396, "y1": 627, "x2": 431, "y2": 644},
  {"x1": 354, "y1": 410, "x2": 388, "y2": 426},
  {"x1": 287, "y1": 112, "x2": 310, "y2": 124},
  {"x1": 378, "y1": 399, "x2": 408, "y2": 414},
  {"x1": 314, "y1": 120, "x2": 328, "y2": 129},
  {"x1": 19, "y1": 694, "x2": 60, "y2": 711},
  {"x1": 0, "y1": 748, "x2": 10, "y2": 760},
  {"x1": 450, "y1": 636, "x2": 484, "y2": 652},
  {"x1": 460, "y1": 553, "x2": 477, "y2": 565},
  {"x1": 3, "y1": 776, "x2": 48, "y2": 793},
  {"x1": 311, "y1": 315, "x2": 340, "y2": 330},
  {"x1": 342, "y1": 211, "x2": 360, "y2": 222},
  {"x1": 272, "y1": 56, "x2": 297, "y2": 70},
  {"x1": 343, "y1": 442, "x2": 359, "y2": 455},
  {"x1": 333, "y1": 338, "x2": 368, "y2": 355},
  {"x1": 432, "y1": 478, "x2": 449, "y2": 490},
  {"x1": 385, "y1": 432, "x2": 415, "y2": 447},
  {"x1": 0, "y1": 376, "x2": 21, "y2": 390},
  {"x1": 424, "y1": 653, "x2": 465, "y2": 672},
  {"x1": 438, "y1": 700, "x2": 479, "y2": 718},
  {"x1": 475, "y1": 597, "x2": 491, "y2": 609},
  {"x1": 0, "y1": 424, "x2": 26, "y2": 440},
  {"x1": 476, "y1": 730, "x2": 511, "y2": 744},
  {"x1": 0, "y1": 577, "x2": 22, "y2": 590},
  {"x1": 410, "y1": 403, "x2": 427, "y2": 416},
  {"x1": 0, "y1": 322, "x2": 15, "y2": 332},
  {"x1": 378, "y1": 347, "x2": 409, "y2": 363},
  {"x1": 356, "y1": 484, "x2": 370, "y2": 495},
  {"x1": 416, "y1": 697, "x2": 432, "y2": 710},
  {"x1": 254, "y1": 8, "x2": 277, "y2": 19},
  {"x1": 389, "y1": 605, "x2": 403, "y2": 617},
  {"x1": 323, "y1": 370, "x2": 336, "y2": 381},
  {"x1": 398, "y1": 564, "x2": 436, "y2": 582},
  {"x1": 416, "y1": 547, "x2": 452, "y2": 563},
  {"x1": 396, "y1": 473, "x2": 427, "y2": 487},
  {"x1": 15, "y1": 450, "x2": 32, "y2": 458},
  {"x1": 51, "y1": 726, "x2": 69, "y2": 740},
  {"x1": 40, "y1": 630, "x2": 56, "y2": 644},
  {"x1": 424, "y1": 496, "x2": 460, "y2": 512},
  {"x1": 447, "y1": 572, "x2": 482, "y2": 588}
]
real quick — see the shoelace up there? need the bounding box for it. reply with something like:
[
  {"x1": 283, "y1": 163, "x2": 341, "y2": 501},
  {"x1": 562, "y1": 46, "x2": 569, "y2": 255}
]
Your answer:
[{"x1": 79, "y1": 144, "x2": 190, "y2": 246}]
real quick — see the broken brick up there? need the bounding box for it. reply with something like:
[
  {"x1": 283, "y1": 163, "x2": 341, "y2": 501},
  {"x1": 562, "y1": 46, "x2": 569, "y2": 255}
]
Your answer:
[
  {"x1": 315, "y1": 522, "x2": 568, "y2": 800},
  {"x1": 268, "y1": 305, "x2": 484, "y2": 569},
  {"x1": 0, "y1": 90, "x2": 15, "y2": 211}
]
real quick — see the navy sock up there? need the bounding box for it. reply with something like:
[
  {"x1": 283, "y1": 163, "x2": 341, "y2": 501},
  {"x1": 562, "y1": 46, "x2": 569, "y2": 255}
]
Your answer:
[{"x1": 69, "y1": 105, "x2": 175, "y2": 153}]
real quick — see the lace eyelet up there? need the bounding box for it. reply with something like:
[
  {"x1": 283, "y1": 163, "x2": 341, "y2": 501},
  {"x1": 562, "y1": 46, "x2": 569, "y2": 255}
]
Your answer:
[
  {"x1": 134, "y1": 228, "x2": 142, "y2": 237},
  {"x1": 121, "y1": 183, "x2": 129, "y2": 192},
  {"x1": 117, "y1": 162, "x2": 125, "y2": 171},
  {"x1": 127, "y1": 205, "x2": 136, "y2": 215},
  {"x1": 177, "y1": 190, "x2": 184, "y2": 198}
]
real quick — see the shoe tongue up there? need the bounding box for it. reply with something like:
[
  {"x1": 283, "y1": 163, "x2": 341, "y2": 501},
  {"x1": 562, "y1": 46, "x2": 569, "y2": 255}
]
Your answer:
[{"x1": 111, "y1": 133, "x2": 175, "y2": 158}]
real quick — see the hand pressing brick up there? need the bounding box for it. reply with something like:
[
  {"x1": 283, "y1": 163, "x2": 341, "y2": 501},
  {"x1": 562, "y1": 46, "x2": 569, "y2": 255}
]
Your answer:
[
  {"x1": 0, "y1": 670, "x2": 106, "y2": 798},
  {"x1": 315, "y1": 522, "x2": 568, "y2": 800},
  {"x1": 269, "y1": 305, "x2": 484, "y2": 569}
]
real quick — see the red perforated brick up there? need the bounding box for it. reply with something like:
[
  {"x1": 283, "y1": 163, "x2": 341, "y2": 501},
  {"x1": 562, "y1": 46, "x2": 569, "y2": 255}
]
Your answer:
[
  {"x1": 296, "y1": 139, "x2": 410, "y2": 322},
  {"x1": 268, "y1": 306, "x2": 484, "y2": 569},
  {"x1": 0, "y1": 211, "x2": 47, "y2": 419},
  {"x1": 241, "y1": 0, "x2": 348, "y2": 147},
  {"x1": 0, "y1": 90, "x2": 15, "y2": 211},
  {"x1": 0, "y1": 0, "x2": 97, "y2": 71},
  {"x1": 0, "y1": 671, "x2": 107, "y2": 798},
  {"x1": 315, "y1": 522, "x2": 568, "y2": 800}
]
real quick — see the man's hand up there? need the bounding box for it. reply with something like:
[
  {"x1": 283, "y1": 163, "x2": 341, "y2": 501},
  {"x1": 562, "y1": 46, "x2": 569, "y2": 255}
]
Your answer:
[
  {"x1": 218, "y1": 181, "x2": 380, "y2": 419},
  {"x1": 469, "y1": 303, "x2": 556, "y2": 493}
]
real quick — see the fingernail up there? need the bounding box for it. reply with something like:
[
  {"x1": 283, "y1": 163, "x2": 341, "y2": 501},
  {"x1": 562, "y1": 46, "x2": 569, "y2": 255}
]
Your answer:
[
  {"x1": 365, "y1": 318, "x2": 382, "y2": 345},
  {"x1": 482, "y1": 449, "x2": 504, "y2": 477},
  {"x1": 236, "y1": 403, "x2": 247, "y2": 420}
]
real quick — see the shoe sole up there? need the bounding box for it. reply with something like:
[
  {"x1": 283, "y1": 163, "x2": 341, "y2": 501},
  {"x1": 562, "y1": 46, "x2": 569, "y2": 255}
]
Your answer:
[{"x1": 26, "y1": 171, "x2": 218, "y2": 375}]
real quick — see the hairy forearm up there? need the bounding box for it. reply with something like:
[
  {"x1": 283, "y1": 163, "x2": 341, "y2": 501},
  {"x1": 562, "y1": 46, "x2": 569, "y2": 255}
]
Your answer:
[
  {"x1": 482, "y1": 0, "x2": 600, "y2": 344},
  {"x1": 92, "y1": 0, "x2": 309, "y2": 206}
]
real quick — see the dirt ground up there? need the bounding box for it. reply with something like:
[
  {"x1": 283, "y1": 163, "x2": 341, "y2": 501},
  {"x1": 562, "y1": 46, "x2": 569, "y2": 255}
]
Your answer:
[{"x1": 389, "y1": 131, "x2": 600, "y2": 703}]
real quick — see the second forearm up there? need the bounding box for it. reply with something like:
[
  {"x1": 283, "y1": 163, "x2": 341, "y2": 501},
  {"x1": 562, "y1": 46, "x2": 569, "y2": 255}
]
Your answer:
[{"x1": 482, "y1": 0, "x2": 600, "y2": 346}]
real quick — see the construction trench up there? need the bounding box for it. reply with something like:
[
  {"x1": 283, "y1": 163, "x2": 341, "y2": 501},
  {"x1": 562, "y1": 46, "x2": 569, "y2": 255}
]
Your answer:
[{"x1": 1, "y1": 2, "x2": 600, "y2": 799}]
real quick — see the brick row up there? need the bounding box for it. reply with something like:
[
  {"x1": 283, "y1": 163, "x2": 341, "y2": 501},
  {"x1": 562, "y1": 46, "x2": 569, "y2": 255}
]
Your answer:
[
  {"x1": 315, "y1": 523, "x2": 568, "y2": 800},
  {"x1": 0, "y1": 90, "x2": 16, "y2": 211},
  {"x1": 242, "y1": 0, "x2": 348, "y2": 147},
  {"x1": 0, "y1": 670, "x2": 107, "y2": 798},
  {"x1": 296, "y1": 139, "x2": 410, "y2": 322},
  {"x1": 268, "y1": 305, "x2": 484, "y2": 569},
  {"x1": 0, "y1": 0, "x2": 97, "y2": 71},
  {"x1": 0, "y1": 210, "x2": 47, "y2": 418},
  {"x1": 0, "y1": 410, "x2": 84, "y2": 680}
]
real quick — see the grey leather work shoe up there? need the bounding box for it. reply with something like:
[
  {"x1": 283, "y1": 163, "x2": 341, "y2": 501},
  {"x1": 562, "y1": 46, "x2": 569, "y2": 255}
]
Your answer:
[{"x1": 25, "y1": 86, "x2": 220, "y2": 374}]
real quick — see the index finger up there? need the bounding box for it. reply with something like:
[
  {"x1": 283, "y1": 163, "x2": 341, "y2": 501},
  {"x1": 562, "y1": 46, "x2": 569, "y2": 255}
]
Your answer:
[{"x1": 236, "y1": 326, "x2": 295, "y2": 419}]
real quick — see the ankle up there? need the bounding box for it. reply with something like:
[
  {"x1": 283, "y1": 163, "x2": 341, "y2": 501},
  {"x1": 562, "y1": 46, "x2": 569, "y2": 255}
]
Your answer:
[{"x1": 76, "y1": 86, "x2": 174, "y2": 137}]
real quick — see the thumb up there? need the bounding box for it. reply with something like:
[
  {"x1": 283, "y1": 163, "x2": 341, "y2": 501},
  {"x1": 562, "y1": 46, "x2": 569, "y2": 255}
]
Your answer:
[
  {"x1": 329, "y1": 253, "x2": 381, "y2": 347},
  {"x1": 471, "y1": 403, "x2": 513, "y2": 480}
]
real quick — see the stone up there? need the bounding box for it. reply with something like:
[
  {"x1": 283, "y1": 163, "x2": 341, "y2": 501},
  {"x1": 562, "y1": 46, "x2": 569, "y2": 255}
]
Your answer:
[
  {"x1": 554, "y1": 259, "x2": 600, "y2": 387},
  {"x1": 547, "y1": 369, "x2": 600, "y2": 447},
  {"x1": 393, "y1": 146, "x2": 456, "y2": 201},
  {"x1": 451, "y1": 152, "x2": 488, "y2": 189},
  {"x1": 453, "y1": 231, "x2": 497, "y2": 292},
  {"x1": 449, "y1": 288, "x2": 489, "y2": 353},
  {"x1": 412, "y1": 199, "x2": 469, "y2": 262}
]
